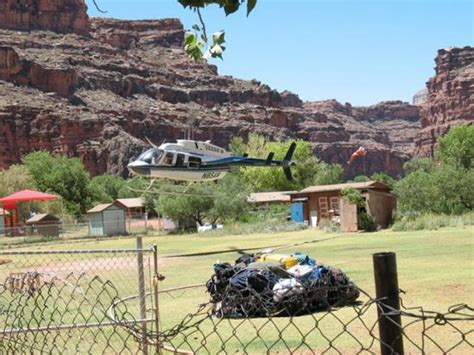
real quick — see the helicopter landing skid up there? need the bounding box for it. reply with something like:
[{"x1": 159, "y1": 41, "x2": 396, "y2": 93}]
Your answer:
[{"x1": 125, "y1": 177, "x2": 213, "y2": 197}]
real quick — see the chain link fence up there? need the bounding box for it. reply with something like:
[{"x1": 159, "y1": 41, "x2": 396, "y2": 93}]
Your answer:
[
  {"x1": 0, "y1": 245, "x2": 157, "y2": 354},
  {"x1": 0, "y1": 213, "x2": 150, "y2": 246},
  {"x1": 0, "y1": 243, "x2": 472, "y2": 354},
  {"x1": 155, "y1": 287, "x2": 473, "y2": 354}
]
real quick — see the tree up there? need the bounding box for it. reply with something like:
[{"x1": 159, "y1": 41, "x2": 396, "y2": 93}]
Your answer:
[
  {"x1": 92, "y1": 1, "x2": 258, "y2": 61},
  {"x1": 352, "y1": 175, "x2": 370, "y2": 183},
  {"x1": 403, "y1": 158, "x2": 435, "y2": 175},
  {"x1": 178, "y1": 0, "x2": 257, "y2": 60},
  {"x1": 155, "y1": 183, "x2": 215, "y2": 227},
  {"x1": 312, "y1": 162, "x2": 343, "y2": 186},
  {"x1": 23, "y1": 152, "x2": 93, "y2": 216},
  {"x1": 89, "y1": 175, "x2": 128, "y2": 203},
  {"x1": 435, "y1": 124, "x2": 474, "y2": 170},
  {"x1": 395, "y1": 164, "x2": 473, "y2": 215},
  {"x1": 0, "y1": 165, "x2": 39, "y2": 222},
  {"x1": 154, "y1": 172, "x2": 250, "y2": 227},
  {"x1": 237, "y1": 134, "x2": 342, "y2": 191},
  {"x1": 212, "y1": 173, "x2": 250, "y2": 221},
  {"x1": 370, "y1": 172, "x2": 395, "y2": 188},
  {"x1": 229, "y1": 136, "x2": 247, "y2": 156},
  {"x1": 0, "y1": 164, "x2": 36, "y2": 197}
]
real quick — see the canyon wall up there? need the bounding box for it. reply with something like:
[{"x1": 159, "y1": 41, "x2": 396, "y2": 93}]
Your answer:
[
  {"x1": 414, "y1": 46, "x2": 473, "y2": 157},
  {"x1": 0, "y1": 0, "x2": 90, "y2": 35},
  {"x1": 0, "y1": 2, "x2": 425, "y2": 179}
]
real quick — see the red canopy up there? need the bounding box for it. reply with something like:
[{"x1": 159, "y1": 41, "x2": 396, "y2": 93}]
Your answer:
[{"x1": 0, "y1": 189, "x2": 59, "y2": 209}]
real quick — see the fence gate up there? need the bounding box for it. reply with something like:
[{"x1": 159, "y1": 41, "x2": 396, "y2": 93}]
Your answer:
[{"x1": 0, "y1": 245, "x2": 158, "y2": 354}]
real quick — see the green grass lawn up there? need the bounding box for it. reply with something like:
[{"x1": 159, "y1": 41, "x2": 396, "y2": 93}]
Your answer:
[{"x1": 1, "y1": 226, "x2": 473, "y2": 353}]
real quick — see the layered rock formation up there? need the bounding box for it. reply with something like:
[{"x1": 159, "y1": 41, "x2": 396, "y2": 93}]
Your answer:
[
  {"x1": 0, "y1": 3, "x2": 422, "y2": 179},
  {"x1": 414, "y1": 46, "x2": 473, "y2": 157},
  {"x1": 0, "y1": 0, "x2": 89, "y2": 35}
]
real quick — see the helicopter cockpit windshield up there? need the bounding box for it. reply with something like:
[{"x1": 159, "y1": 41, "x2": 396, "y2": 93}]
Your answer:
[{"x1": 137, "y1": 149, "x2": 164, "y2": 165}]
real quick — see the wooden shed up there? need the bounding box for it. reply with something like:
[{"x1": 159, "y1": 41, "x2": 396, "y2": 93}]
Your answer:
[
  {"x1": 247, "y1": 191, "x2": 294, "y2": 205},
  {"x1": 26, "y1": 213, "x2": 60, "y2": 237},
  {"x1": 87, "y1": 202, "x2": 127, "y2": 236},
  {"x1": 115, "y1": 198, "x2": 145, "y2": 215},
  {"x1": 288, "y1": 181, "x2": 396, "y2": 232}
]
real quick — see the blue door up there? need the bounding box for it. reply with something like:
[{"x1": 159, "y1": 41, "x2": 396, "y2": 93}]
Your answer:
[{"x1": 291, "y1": 203, "x2": 304, "y2": 223}]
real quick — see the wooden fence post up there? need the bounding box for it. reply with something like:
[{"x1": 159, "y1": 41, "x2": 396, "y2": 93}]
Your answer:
[{"x1": 373, "y1": 252, "x2": 404, "y2": 355}]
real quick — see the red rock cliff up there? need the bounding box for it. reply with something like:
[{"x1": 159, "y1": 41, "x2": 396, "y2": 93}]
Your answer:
[
  {"x1": 0, "y1": 14, "x2": 421, "y2": 179},
  {"x1": 414, "y1": 46, "x2": 474, "y2": 157},
  {"x1": 0, "y1": 0, "x2": 89, "y2": 35}
]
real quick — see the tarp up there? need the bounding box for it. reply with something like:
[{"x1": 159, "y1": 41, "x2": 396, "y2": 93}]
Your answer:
[{"x1": 0, "y1": 189, "x2": 59, "y2": 209}]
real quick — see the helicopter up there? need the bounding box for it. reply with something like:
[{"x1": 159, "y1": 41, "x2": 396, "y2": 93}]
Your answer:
[{"x1": 127, "y1": 139, "x2": 296, "y2": 182}]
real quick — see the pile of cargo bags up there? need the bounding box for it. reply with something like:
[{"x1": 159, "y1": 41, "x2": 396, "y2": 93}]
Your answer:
[{"x1": 206, "y1": 251, "x2": 360, "y2": 318}]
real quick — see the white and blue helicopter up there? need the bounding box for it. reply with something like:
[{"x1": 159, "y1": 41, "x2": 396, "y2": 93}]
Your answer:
[{"x1": 127, "y1": 139, "x2": 296, "y2": 182}]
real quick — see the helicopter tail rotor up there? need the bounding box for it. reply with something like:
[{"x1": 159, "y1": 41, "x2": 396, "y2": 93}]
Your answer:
[
  {"x1": 283, "y1": 166, "x2": 293, "y2": 181},
  {"x1": 282, "y1": 142, "x2": 296, "y2": 181},
  {"x1": 284, "y1": 142, "x2": 297, "y2": 162}
]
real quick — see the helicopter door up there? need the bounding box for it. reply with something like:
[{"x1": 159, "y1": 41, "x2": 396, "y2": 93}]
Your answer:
[{"x1": 176, "y1": 153, "x2": 185, "y2": 167}]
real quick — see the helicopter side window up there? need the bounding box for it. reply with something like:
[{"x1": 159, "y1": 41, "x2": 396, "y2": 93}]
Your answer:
[
  {"x1": 163, "y1": 152, "x2": 174, "y2": 166},
  {"x1": 188, "y1": 156, "x2": 201, "y2": 168}
]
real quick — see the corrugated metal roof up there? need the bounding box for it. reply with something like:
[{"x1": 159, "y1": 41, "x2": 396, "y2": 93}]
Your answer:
[
  {"x1": 247, "y1": 191, "x2": 294, "y2": 203},
  {"x1": 26, "y1": 213, "x2": 59, "y2": 223},
  {"x1": 115, "y1": 198, "x2": 144, "y2": 209},
  {"x1": 87, "y1": 203, "x2": 113, "y2": 213},
  {"x1": 291, "y1": 181, "x2": 390, "y2": 194}
]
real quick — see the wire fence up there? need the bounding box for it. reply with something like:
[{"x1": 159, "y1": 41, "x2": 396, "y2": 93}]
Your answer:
[
  {"x1": 0, "y1": 213, "x2": 150, "y2": 245},
  {"x1": 0, "y1": 245, "x2": 157, "y2": 354},
  {"x1": 0, "y1": 243, "x2": 472, "y2": 354},
  {"x1": 155, "y1": 287, "x2": 473, "y2": 354}
]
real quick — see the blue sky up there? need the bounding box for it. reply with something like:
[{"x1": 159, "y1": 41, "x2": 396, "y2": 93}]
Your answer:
[{"x1": 86, "y1": 0, "x2": 473, "y2": 105}]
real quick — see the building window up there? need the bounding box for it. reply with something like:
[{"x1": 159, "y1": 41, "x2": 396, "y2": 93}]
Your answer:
[
  {"x1": 330, "y1": 197, "x2": 340, "y2": 215},
  {"x1": 319, "y1": 197, "x2": 328, "y2": 217}
]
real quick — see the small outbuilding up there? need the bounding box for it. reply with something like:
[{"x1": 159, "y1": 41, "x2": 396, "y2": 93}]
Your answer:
[
  {"x1": 247, "y1": 191, "x2": 294, "y2": 205},
  {"x1": 26, "y1": 213, "x2": 60, "y2": 237},
  {"x1": 288, "y1": 181, "x2": 396, "y2": 232},
  {"x1": 87, "y1": 202, "x2": 127, "y2": 236},
  {"x1": 115, "y1": 198, "x2": 145, "y2": 216}
]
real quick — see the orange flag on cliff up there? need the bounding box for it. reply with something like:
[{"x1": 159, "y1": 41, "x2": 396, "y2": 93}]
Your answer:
[{"x1": 347, "y1": 146, "x2": 367, "y2": 165}]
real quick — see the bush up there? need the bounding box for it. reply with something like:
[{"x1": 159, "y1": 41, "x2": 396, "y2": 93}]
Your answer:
[
  {"x1": 341, "y1": 187, "x2": 365, "y2": 206},
  {"x1": 203, "y1": 220, "x2": 308, "y2": 236},
  {"x1": 318, "y1": 218, "x2": 340, "y2": 233},
  {"x1": 392, "y1": 211, "x2": 474, "y2": 231},
  {"x1": 358, "y1": 212, "x2": 377, "y2": 232},
  {"x1": 395, "y1": 164, "x2": 473, "y2": 215}
]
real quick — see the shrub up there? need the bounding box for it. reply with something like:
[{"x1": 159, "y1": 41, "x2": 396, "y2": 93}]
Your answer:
[
  {"x1": 341, "y1": 187, "x2": 364, "y2": 206},
  {"x1": 358, "y1": 212, "x2": 377, "y2": 232},
  {"x1": 392, "y1": 211, "x2": 474, "y2": 231},
  {"x1": 318, "y1": 218, "x2": 340, "y2": 233}
]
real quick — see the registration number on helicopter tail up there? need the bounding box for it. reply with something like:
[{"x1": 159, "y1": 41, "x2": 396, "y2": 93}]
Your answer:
[{"x1": 202, "y1": 171, "x2": 224, "y2": 180}]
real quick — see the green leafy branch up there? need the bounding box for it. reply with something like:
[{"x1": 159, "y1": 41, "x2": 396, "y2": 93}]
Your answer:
[{"x1": 179, "y1": 0, "x2": 257, "y2": 61}]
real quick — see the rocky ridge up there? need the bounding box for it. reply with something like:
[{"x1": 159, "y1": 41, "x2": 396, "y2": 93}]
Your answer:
[
  {"x1": 0, "y1": 0, "x2": 423, "y2": 178},
  {"x1": 414, "y1": 46, "x2": 473, "y2": 157}
]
